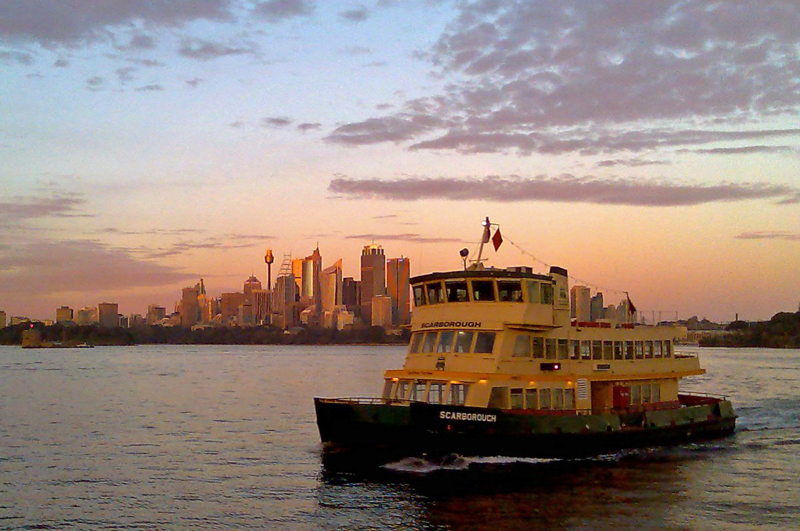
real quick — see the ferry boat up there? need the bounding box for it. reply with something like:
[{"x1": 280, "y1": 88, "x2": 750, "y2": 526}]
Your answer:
[{"x1": 314, "y1": 219, "x2": 736, "y2": 459}]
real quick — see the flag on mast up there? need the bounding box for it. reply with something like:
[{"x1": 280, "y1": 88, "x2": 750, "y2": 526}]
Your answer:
[
  {"x1": 626, "y1": 293, "x2": 637, "y2": 314},
  {"x1": 492, "y1": 228, "x2": 503, "y2": 251}
]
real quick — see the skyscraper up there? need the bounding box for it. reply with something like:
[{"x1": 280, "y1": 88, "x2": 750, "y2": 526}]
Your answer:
[
  {"x1": 590, "y1": 292, "x2": 605, "y2": 322},
  {"x1": 342, "y1": 277, "x2": 361, "y2": 313},
  {"x1": 243, "y1": 275, "x2": 262, "y2": 302},
  {"x1": 98, "y1": 302, "x2": 119, "y2": 328},
  {"x1": 180, "y1": 286, "x2": 199, "y2": 327},
  {"x1": 570, "y1": 286, "x2": 591, "y2": 323},
  {"x1": 320, "y1": 259, "x2": 343, "y2": 313},
  {"x1": 387, "y1": 257, "x2": 411, "y2": 326},
  {"x1": 146, "y1": 304, "x2": 166, "y2": 325},
  {"x1": 360, "y1": 244, "x2": 385, "y2": 325},
  {"x1": 0, "y1": 311, "x2": 6, "y2": 328},
  {"x1": 56, "y1": 306, "x2": 74, "y2": 324}
]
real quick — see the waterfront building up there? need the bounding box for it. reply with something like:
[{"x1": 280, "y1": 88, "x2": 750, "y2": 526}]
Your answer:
[
  {"x1": 220, "y1": 292, "x2": 246, "y2": 325},
  {"x1": 0, "y1": 310, "x2": 6, "y2": 328},
  {"x1": 570, "y1": 285, "x2": 591, "y2": 322},
  {"x1": 56, "y1": 306, "x2": 74, "y2": 324},
  {"x1": 98, "y1": 303, "x2": 119, "y2": 328},
  {"x1": 590, "y1": 292, "x2": 604, "y2": 322},
  {"x1": 320, "y1": 259, "x2": 343, "y2": 316},
  {"x1": 146, "y1": 304, "x2": 167, "y2": 325},
  {"x1": 252, "y1": 289, "x2": 271, "y2": 325},
  {"x1": 337, "y1": 309, "x2": 355, "y2": 331},
  {"x1": 180, "y1": 286, "x2": 200, "y2": 328},
  {"x1": 387, "y1": 257, "x2": 411, "y2": 326},
  {"x1": 118, "y1": 315, "x2": 129, "y2": 328},
  {"x1": 272, "y1": 256, "x2": 298, "y2": 328},
  {"x1": 371, "y1": 295, "x2": 393, "y2": 328},
  {"x1": 10, "y1": 316, "x2": 31, "y2": 326},
  {"x1": 291, "y1": 258, "x2": 303, "y2": 294},
  {"x1": 243, "y1": 275, "x2": 262, "y2": 302},
  {"x1": 76, "y1": 306, "x2": 98, "y2": 326},
  {"x1": 342, "y1": 277, "x2": 361, "y2": 314},
  {"x1": 361, "y1": 244, "x2": 386, "y2": 325},
  {"x1": 129, "y1": 314, "x2": 146, "y2": 327},
  {"x1": 238, "y1": 301, "x2": 256, "y2": 326}
]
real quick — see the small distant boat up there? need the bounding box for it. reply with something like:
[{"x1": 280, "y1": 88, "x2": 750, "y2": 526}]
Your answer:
[{"x1": 315, "y1": 218, "x2": 736, "y2": 459}]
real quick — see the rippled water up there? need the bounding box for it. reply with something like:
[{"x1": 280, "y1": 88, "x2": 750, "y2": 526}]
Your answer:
[{"x1": 1, "y1": 345, "x2": 798, "y2": 530}]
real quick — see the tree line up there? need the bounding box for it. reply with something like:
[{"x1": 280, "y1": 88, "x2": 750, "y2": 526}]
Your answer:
[{"x1": 699, "y1": 310, "x2": 800, "y2": 348}]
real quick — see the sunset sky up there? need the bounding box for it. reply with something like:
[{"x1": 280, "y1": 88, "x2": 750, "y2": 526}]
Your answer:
[{"x1": 2, "y1": 0, "x2": 799, "y2": 322}]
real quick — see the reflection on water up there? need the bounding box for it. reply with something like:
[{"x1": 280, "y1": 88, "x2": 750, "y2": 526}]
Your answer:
[{"x1": 0, "y1": 345, "x2": 798, "y2": 530}]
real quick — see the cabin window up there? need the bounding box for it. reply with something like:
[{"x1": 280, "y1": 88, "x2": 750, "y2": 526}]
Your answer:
[
  {"x1": 445, "y1": 281, "x2": 469, "y2": 302},
  {"x1": 525, "y1": 388, "x2": 538, "y2": 409},
  {"x1": 498, "y1": 281, "x2": 524, "y2": 302},
  {"x1": 426, "y1": 282, "x2": 445, "y2": 305},
  {"x1": 427, "y1": 382, "x2": 446, "y2": 404},
  {"x1": 651, "y1": 384, "x2": 661, "y2": 402},
  {"x1": 488, "y1": 387, "x2": 509, "y2": 409},
  {"x1": 664, "y1": 341, "x2": 673, "y2": 358},
  {"x1": 422, "y1": 332, "x2": 438, "y2": 353},
  {"x1": 654, "y1": 341, "x2": 663, "y2": 358},
  {"x1": 382, "y1": 380, "x2": 393, "y2": 399},
  {"x1": 413, "y1": 285, "x2": 426, "y2": 307},
  {"x1": 448, "y1": 383, "x2": 469, "y2": 405},
  {"x1": 614, "y1": 341, "x2": 623, "y2": 360},
  {"x1": 592, "y1": 340, "x2": 603, "y2": 360},
  {"x1": 625, "y1": 341, "x2": 634, "y2": 360},
  {"x1": 570, "y1": 340, "x2": 580, "y2": 360},
  {"x1": 526, "y1": 281, "x2": 541, "y2": 304},
  {"x1": 545, "y1": 338, "x2": 556, "y2": 360},
  {"x1": 565, "y1": 388, "x2": 576, "y2": 410},
  {"x1": 631, "y1": 384, "x2": 641, "y2": 404},
  {"x1": 532, "y1": 337, "x2": 545, "y2": 359},
  {"x1": 635, "y1": 341, "x2": 644, "y2": 359},
  {"x1": 510, "y1": 388, "x2": 524, "y2": 409},
  {"x1": 644, "y1": 341, "x2": 654, "y2": 358},
  {"x1": 539, "y1": 388, "x2": 552, "y2": 410},
  {"x1": 410, "y1": 381, "x2": 427, "y2": 401},
  {"x1": 553, "y1": 388, "x2": 565, "y2": 410},
  {"x1": 603, "y1": 341, "x2": 613, "y2": 361},
  {"x1": 471, "y1": 280, "x2": 496, "y2": 301},
  {"x1": 474, "y1": 332, "x2": 496, "y2": 354},
  {"x1": 541, "y1": 283, "x2": 555, "y2": 305},
  {"x1": 557, "y1": 339, "x2": 569, "y2": 360},
  {"x1": 437, "y1": 331, "x2": 455, "y2": 353},
  {"x1": 454, "y1": 331, "x2": 474, "y2": 353},
  {"x1": 395, "y1": 380, "x2": 410, "y2": 400},
  {"x1": 642, "y1": 384, "x2": 652, "y2": 403},
  {"x1": 580, "y1": 340, "x2": 591, "y2": 360},
  {"x1": 409, "y1": 333, "x2": 423, "y2": 353},
  {"x1": 513, "y1": 334, "x2": 531, "y2": 357}
]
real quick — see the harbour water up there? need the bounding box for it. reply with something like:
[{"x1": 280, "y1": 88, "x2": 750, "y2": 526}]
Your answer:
[{"x1": 1, "y1": 345, "x2": 798, "y2": 530}]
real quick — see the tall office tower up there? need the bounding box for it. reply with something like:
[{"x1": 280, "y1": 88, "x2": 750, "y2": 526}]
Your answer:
[
  {"x1": 272, "y1": 254, "x2": 297, "y2": 328},
  {"x1": 360, "y1": 244, "x2": 385, "y2": 325},
  {"x1": 291, "y1": 258, "x2": 303, "y2": 294},
  {"x1": 220, "y1": 292, "x2": 246, "y2": 325},
  {"x1": 98, "y1": 302, "x2": 119, "y2": 328},
  {"x1": 0, "y1": 310, "x2": 6, "y2": 328},
  {"x1": 590, "y1": 292, "x2": 605, "y2": 322},
  {"x1": 129, "y1": 314, "x2": 146, "y2": 327},
  {"x1": 243, "y1": 275, "x2": 262, "y2": 302},
  {"x1": 605, "y1": 304, "x2": 617, "y2": 325},
  {"x1": 146, "y1": 304, "x2": 167, "y2": 325},
  {"x1": 371, "y1": 295, "x2": 393, "y2": 327},
  {"x1": 386, "y1": 257, "x2": 411, "y2": 326},
  {"x1": 252, "y1": 289, "x2": 271, "y2": 325},
  {"x1": 56, "y1": 306, "x2": 74, "y2": 324},
  {"x1": 180, "y1": 286, "x2": 200, "y2": 327},
  {"x1": 342, "y1": 277, "x2": 361, "y2": 313},
  {"x1": 570, "y1": 286, "x2": 591, "y2": 322},
  {"x1": 320, "y1": 259, "x2": 343, "y2": 314}
]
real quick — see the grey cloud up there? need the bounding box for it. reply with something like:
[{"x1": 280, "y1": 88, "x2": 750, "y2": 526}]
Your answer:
[
  {"x1": 116, "y1": 66, "x2": 136, "y2": 83},
  {"x1": 122, "y1": 33, "x2": 156, "y2": 51},
  {"x1": 329, "y1": 175, "x2": 800, "y2": 207},
  {"x1": 340, "y1": 46, "x2": 372, "y2": 56},
  {"x1": 262, "y1": 116, "x2": 292, "y2": 128},
  {"x1": 346, "y1": 233, "x2": 466, "y2": 244},
  {"x1": 178, "y1": 39, "x2": 258, "y2": 61},
  {"x1": 126, "y1": 58, "x2": 164, "y2": 68},
  {"x1": 253, "y1": 0, "x2": 316, "y2": 22},
  {"x1": 0, "y1": 193, "x2": 87, "y2": 226},
  {"x1": 737, "y1": 231, "x2": 800, "y2": 241},
  {"x1": 297, "y1": 122, "x2": 322, "y2": 132},
  {"x1": 685, "y1": 146, "x2": 795, "y2": 155},
  {"x1": 53, "y1": 58, "x2": 69, "y2": 68},
  {"x1": 596, "y1": 159, "x2": 671, "y2": 168},
  {"x1": 340, "y1": 7, "x2": 370, "y2": 23},
  {"x1": 141, "y1": 234, "x2": 270, "y2": 259},
  {"x1": 135, "y1": 84, "x2": 164, "y2": 92},
  {"x1": 0, "y1": 50, "x2": 34, "y2": 65},
  {"x1": 230, "y1": 121, "x2": 246, "y2": 129},
  {"x1": 0, "y1": 0, "x2": 234, "y2": 47},
  {"x1": 86, "y1": 76, "x2": 105, "y2": 89}
]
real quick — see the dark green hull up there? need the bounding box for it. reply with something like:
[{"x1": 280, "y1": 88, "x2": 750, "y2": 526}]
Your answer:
[{"x1": 314, "y1": 396, "x2": 736, "y2": 459}]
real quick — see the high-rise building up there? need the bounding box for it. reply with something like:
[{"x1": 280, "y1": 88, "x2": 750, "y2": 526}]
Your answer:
[
  {"x1": 291, "y1": 258, "x2": 303, "y2": 294},
  {"x1": 387, "y1": 257, "x2": 411, "y2": 326},
  {"x1": 56, "y1": 306, "x2": 74, "y2": 324},
  {"x1": 342, "y1": 277, "x2": 360, "y2": 313},
  {"x1": 146, "y1": 304, "x2": 166, "y2": 325},
  {"x1": 570, "y1": 286, "x2": 591, "y2": 322},
  {"x1": 129, "y1": 314, "x2": 146, "y2": 327},
  {"x1": 220, "y1": 292, "x2": 246, "y2": 325},
  {"x1": 0, "y1": 310, "x2": 6, "y2": 328},
  {"x1": 243, "y1": 275, "x2": 262, "y2": 302},
  {"x1": 180, "y1": 286, "x2": 200, "y2": 327},
  {"x1": 360, "y1": 244, "x2": 385, "y2": 325},
  {"x1": 252, "y1": 289, "x2": 271, "y2": 324},
  {"x1": 98, "y1": 302, "x2": 119, "y2": 328},
  {"x1": 76, "y1": 306, "x2": 98, "y2": 325},
  {"x1": 590, "y1": 292, "x2": 605, "y2": 322},
  {"x1": 320, "y1": 259, "x2": 343, "y2": 315},
  {"x1": 371, "y1": 295, "x2": 393, "y2": 327}
]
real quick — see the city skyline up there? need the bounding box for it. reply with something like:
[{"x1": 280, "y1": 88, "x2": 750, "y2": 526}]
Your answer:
[{"x1": 2, "y1": 1, "x2": 799, "y2": 322}]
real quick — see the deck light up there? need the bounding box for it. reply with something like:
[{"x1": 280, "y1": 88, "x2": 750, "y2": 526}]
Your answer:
[
  {"x1": 540, "y1": 362, "x2": 561, "y2": 371},
  {"x1": 479, "y1": 379, "x2": 487, "y2": 384}
]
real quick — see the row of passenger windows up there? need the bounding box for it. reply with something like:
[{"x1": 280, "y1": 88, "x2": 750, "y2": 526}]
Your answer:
[
  {"x1": 383, "y1": 380, "x2": 470, "y2": 405},
  {"x1": 512, "y1": 335, "x2": 673, "y2": 360},
  {"x1": 631, "y1": 383, "x2": 661, "y2": 404},
  {"x1": 413, "y1": 279, "x2": 554, "y2": 307},
  {"x1": 490, "y1": 386, "x2": 577, "y2": 411},
  {"x1": 410, "y1": 330, "x2": 496, "y2": 354}
]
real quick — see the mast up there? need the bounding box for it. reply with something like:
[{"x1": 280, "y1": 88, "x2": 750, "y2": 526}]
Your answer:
[{"x1": 472, "y1": 216, "x2": 492, "y2": 270}]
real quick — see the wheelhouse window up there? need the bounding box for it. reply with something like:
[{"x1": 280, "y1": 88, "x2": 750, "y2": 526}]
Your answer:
[
  {"x1": 421, "y1": 332, "x2": 438, "y2": 353},
  {"x1": 426, "y1": 282, "x2": 445, "y2": 305},
  {"x1": 526, "y1": 281, "x2": 541, "y2": 304},
  {"x1": 541, "y1": 283, "x2": 555, "y2": 305},
  {"x1": 395, "y1": 380, "x2": 410, "y2": 400},
  {"x1": 410, "y1": 381, "x2": 427, "y2": 401},
  {"x1": 664, "y1": 340, "x2": 673, "y2": 358},
  {"x1": 413, "y1": 285, "x2": 426, "y2": 307},
  {"x1": 625, "y1": 341, "x2": 634, "y2": 360},
  {"x1": 474, "y1": 332, "x2": 496, "y2": 354},
  {"x1": 558, "y1": 339, "x2": 569, "y2": 360},
  {"x1": 510, "y1": 388, "x2": 524, "y2": 409},
  {"x1": 383, "y1": 380, "x2": 393, "y2": 399},
  {"x1": 498, "y1": 281, "x2": 524, "y2": 302},
  {"x1": 614, "y1": 341, "x2": 623, "y2": 360},
  {"x1": 409, "y1": 333, "x2": 423, "y2": 353},
  {"x1": 570, "y1": 340, "x2": 580, "y2": 360},
  {"x1": 592, "y1": 340, "x2": 602, "y2": 360},
  {"x1": 654, "y1": 341, "x2": 663, "y2": 358},
  {"x1": 513, "y1": 334, "x2": 531, "y2": 357},
  {"x1": 603, "y1": 341, "x2": 613, "y2": 361},
  {"x1": 635, "y1": 341, "x2": 644, "y2": 359},
  {"x1": 427, "y1": 382, "x2": 446, "y2": 404},
  {"x1": 447, "y1": 383, "x2": 469, "y2": 405},
  {"x1": 581, "y1": 340, "x2": 591, "y2": 360},
  {"x1": 471, "y1": 280, "x2": 496, "y2": 301},
  {"x1": 445, "y1": 281, "x2": 469, "y2": 302},
  {"x1": 532, "y1": 337, "x2": 545, "y2": 359},
  {"x1": 437, "y1": 330, "x2": 455, "y2": 353},
  {"x1": 545, "y1": 338, "x2": 556, "y2": 360},
  {"x1": 454, "y1": 331, "x2": 474, "y2": 353},
  {"x1": 644, "y1": 341, "x2": 654, "y2": 358}
]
